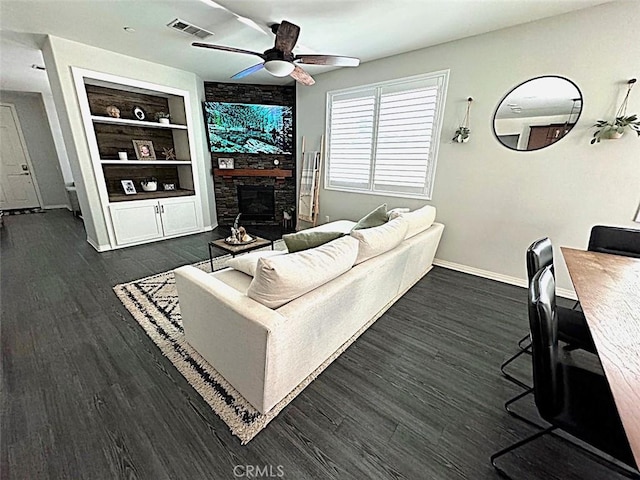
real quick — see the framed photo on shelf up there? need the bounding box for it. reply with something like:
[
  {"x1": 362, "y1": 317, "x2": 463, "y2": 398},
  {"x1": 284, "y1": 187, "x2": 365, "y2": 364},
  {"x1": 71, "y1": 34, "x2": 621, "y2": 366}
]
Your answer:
[
  {"x1": 218, "y1": 157, "x2": 234, "y2": 169},
  {"x1": 121, "y1": 180, "x2": 137, "y2": 195},
  {"x1": 132, "y1": 140, "x2": 156, "y2": 160}
]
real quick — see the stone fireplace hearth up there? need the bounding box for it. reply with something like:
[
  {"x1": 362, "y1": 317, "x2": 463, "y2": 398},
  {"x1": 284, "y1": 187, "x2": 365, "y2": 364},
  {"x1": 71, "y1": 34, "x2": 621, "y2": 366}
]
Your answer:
[{"x1": 212, "y1": 161, "x2": 296, "y2": 227}]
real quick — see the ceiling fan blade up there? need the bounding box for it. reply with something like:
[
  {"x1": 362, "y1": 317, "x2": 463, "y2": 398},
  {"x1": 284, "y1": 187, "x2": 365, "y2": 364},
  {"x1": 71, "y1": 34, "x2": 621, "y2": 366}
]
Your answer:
[
  {"x1": 274, "y1": 21, "x2": 300, "y2": 53},
  {"x1": 294, "y1": 55, "x2": 360, "y2": 67},
  {"x1": 192, "y1": 42, "x2": 265, "y2": 59},
  {"x1": 231, "y1": 62, "x2": 265, "y2": 79},
  {"x1": 290, "y1": 65, "x2": 315, "y2": 86}
]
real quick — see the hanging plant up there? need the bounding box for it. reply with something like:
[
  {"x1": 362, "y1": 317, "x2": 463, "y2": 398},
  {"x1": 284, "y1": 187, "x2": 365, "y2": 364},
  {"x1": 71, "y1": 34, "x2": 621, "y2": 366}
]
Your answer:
[
  {"x1": 453, "y1": 97, "x2": 473, "y2": 143},
  {"x1": 452, "y1": 126, "x2": 470, "y2": 143},
  {"x1": 591, "y1": 79, "x2": 640, "y2": 144}
]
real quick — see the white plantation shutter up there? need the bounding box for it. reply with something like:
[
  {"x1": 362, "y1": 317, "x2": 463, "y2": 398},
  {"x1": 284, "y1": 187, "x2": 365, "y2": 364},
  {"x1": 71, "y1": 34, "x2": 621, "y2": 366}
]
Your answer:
[
  {"x1": 327, "y1": 89, "x2": 376, "y2": 189},
  {"x1": 326, "y1": 71, "x2": 448, "y2": 199}
]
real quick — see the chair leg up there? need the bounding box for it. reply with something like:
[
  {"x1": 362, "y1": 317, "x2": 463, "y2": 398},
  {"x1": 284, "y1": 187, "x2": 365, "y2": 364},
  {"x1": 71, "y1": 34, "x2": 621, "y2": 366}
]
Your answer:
[
  {"x1": 549, "y1": 433, "x2": 640, "y2": 479},
  {"x1": 500, "y1": 345, "x2": 532, "y2": 390},
  {"x1": 491, "y1": 426, "x2": 557, "y2": 479},
  {"x1": 517, "y1": 333, "x2": 531, "y2": 351},
  {"x1": 504, "y1": 387, "x2": 541, "y2": 427},
  {"x1": 501, "y1": 388, "x2": 640, "y2": 479}
]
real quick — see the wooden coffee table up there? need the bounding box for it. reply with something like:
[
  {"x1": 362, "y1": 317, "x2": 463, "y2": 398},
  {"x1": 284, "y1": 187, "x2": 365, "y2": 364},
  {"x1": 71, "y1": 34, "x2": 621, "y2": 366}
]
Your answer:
[{"x1": 208, "y1": 236, "x2": 274, "y2": 270}]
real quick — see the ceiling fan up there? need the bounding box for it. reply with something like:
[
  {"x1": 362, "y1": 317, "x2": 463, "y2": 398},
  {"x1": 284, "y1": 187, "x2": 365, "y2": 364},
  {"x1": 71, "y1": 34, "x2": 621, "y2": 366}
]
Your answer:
[{"x1": 192, "y1": 20, "x2": 360, "y2": 86}]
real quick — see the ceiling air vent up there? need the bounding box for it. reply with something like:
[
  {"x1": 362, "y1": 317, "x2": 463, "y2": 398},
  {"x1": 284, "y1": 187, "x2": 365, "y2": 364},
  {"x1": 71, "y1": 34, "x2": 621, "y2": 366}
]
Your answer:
[{"x1": 167, "y1": 18, "x2": 214, "y2": 40}]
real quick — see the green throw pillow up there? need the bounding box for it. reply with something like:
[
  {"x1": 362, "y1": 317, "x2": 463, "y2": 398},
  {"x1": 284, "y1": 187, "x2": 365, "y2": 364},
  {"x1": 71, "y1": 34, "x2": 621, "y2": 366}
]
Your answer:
[
  {"x1": 282, "y1": 230, "x2": 345, "y2": 253},
  {"x1": 351, "y1": 204, "x2": 388, "y2": 231}
]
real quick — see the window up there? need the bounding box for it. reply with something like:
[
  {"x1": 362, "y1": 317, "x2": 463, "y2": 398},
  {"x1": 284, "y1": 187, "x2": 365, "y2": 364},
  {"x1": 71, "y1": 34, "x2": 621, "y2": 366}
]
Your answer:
[{"x1": 325, "y1": 71, "x2": 449, "y2": 199}]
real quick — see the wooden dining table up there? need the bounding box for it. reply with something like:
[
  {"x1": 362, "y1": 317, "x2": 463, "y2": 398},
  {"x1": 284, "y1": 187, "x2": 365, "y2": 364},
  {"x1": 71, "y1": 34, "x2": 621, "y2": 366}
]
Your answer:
[{"x1": 561, "y1": 247, "x2": 640, "y2": 468}]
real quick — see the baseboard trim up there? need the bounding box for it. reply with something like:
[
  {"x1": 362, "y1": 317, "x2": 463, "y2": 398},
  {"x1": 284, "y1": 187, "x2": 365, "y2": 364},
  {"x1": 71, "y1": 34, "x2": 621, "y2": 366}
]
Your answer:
[
  {"x1": 43, "y1": 204, "x2": 70, "y2": 210},
  {"x1": 433, "y1": 258, "x2": 577, "y2": 300},
  {"x1": 87, "y1": 236, "x2": 111, "y2": 252}
]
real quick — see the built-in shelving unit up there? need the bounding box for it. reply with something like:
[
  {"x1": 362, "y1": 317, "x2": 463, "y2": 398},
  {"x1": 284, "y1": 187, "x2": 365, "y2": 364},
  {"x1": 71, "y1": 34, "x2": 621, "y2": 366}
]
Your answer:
[
  {"x1": 100, "y1": 160, "x2": 191, "y2": 165},
  {"x1": 72, "y1": 67, "x2": 204, "y2": 249}
]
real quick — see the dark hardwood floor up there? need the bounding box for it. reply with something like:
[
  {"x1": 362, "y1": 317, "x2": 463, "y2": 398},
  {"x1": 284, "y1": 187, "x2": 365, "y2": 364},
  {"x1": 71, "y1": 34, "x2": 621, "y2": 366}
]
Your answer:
[{"x1": 0, "y1": 210, "x2": 630, "y2": 479}]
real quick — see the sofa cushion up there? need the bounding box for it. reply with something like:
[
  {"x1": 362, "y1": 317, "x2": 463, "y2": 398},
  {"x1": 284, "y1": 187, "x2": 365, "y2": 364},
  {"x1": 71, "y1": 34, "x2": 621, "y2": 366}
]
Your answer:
[
  {"x1": 282, "y1": 230, "x2": 345, "y2": 253},
  {"x1": 226, "y1": 250, "x2": 286, "y2": 277},
  {"x1": 247, "y1": 236, "x2": 359, "y2": 308},
  {"x1": 387, "y1": 207, "x2": 410, "y2": 219},
  {"x1": 350, "y1": 216, "x2": 408, "y2": 264},
  {"x1": 388, "y1": 205, "x2": 436, "y2": 239},
  {"x1": 351, "y1": 204, "x2": 387, "y2": 230},
  {"x1": 300, "y1": 220, "x2": 356, "y2": 235}
]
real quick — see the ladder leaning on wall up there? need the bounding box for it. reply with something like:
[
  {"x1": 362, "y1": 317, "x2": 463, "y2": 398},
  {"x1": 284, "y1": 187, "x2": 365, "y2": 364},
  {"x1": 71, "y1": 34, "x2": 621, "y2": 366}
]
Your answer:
[{"x1": 297, "y1": 135, "x2": 324, "y2": 228}]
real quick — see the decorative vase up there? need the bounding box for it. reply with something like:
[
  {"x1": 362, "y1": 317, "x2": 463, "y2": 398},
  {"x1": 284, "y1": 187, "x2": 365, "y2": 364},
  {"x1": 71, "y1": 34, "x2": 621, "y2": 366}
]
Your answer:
[
  {"x1": 158, "y1": 118, "x2": 170, "y2": 125},
  {"x1": 606, "y1": 129, "x2": 624, "y2": 139}
]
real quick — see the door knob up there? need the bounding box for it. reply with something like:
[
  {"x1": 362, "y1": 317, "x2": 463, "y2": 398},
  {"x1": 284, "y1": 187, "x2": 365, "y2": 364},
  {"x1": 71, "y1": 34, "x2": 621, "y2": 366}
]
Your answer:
[{"x1": 21, "y1": 164, "x2": 29, "y2": 171}]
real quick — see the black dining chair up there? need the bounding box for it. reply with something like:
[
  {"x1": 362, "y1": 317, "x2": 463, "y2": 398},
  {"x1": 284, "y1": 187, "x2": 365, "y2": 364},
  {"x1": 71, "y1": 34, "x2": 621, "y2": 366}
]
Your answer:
[
  {"x1": 570, "y1": 225, "x2": 640, "y2": 309},
  {"x1": 588, "y1": 225, "x2": 640, "y2": 258},
  {"x1": 491, "y1": 265, "x2": 639, "y2": 479},
  {"x1": 500, "y1": 238, "x2": 596, "y2": 390}
]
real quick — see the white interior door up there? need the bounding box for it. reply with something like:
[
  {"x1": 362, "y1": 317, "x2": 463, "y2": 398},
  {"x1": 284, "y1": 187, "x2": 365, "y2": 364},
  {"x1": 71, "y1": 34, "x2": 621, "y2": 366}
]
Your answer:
[{"x1": 0, "y1": 105, "x2": 41, "y2": 210}]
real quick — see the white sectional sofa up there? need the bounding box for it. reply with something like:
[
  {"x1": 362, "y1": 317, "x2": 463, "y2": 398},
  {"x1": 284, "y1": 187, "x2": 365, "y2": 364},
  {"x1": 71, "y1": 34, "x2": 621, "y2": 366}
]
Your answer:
[{"x1": 175, "y1": 206, "x2": 444, "y2": 413}]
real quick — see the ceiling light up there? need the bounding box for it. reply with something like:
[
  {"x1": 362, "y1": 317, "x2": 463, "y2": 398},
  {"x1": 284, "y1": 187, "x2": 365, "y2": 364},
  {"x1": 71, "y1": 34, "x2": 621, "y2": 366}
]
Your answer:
[
  {"x1": 263, "y1": 60, "x2": 295, "y2": 77},
  {"x1": 123, "y1": 26, "x2": 136, "y2": 33}
]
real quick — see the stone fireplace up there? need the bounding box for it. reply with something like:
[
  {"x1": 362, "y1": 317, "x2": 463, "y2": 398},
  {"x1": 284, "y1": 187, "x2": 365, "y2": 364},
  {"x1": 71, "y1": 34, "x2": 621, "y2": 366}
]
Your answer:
[
  {"x1": 237, "y1": 185, "x2": 275, "y2": 221},
  {"x1": 212, "y1": 164, "x2": 295, "y2": 227},
  {"x1": 205, "y1": 81, "x2": 296, "y2": 228}
]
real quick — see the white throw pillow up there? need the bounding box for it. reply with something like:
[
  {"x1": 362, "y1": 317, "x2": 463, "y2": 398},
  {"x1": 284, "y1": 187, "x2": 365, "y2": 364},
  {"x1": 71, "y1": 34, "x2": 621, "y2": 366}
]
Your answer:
[
  {"x1": 247, "y1": 236, "x2": 359, "y2": 309},
  {"x1": 388, "y1": 205, "x2": 436, "y2": 239},
  {"x1": 226, "y1": 250, "x2": 285, "y2": 277},
  {"x1": 349, "y1": 216, "x2": 408, "y2": 264}
]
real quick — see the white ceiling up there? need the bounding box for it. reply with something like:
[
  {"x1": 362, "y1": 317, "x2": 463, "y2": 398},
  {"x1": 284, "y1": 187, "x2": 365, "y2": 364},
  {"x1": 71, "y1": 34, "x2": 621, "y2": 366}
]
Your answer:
[{"x1": 0, "y1": 0, "x2": 612, "y2": 94}]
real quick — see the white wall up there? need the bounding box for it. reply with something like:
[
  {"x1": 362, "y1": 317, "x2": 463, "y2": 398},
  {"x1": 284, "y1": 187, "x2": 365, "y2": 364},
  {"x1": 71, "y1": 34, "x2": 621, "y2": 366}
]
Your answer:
[
  {"x1": 297, "y1": 2, "x2": 640, "y2": 294},
  {"x1": 0, "y1": 90, "x2": 68, "y2": 208},
  {"x1": 41, "y1": 35, "x2": 216, "y2": 249}
]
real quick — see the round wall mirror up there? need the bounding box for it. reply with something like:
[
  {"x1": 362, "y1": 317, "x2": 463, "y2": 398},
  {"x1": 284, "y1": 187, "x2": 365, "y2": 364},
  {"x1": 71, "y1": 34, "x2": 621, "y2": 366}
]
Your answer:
[{"x1": 493, "y1": 76, "x2": 583, "y2": 151}]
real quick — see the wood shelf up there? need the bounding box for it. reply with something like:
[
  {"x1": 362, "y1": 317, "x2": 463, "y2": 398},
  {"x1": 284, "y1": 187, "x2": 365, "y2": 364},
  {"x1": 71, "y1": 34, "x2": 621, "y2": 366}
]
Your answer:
[
  {"x1": 91, "y1": 115, "x2": 187, "y2": 130},
  {"x1": 100, "y1": 159, "x2": 191, "y2": 165},
  {"x1": 108, "y1": 189, "x2": 195, "y2": 203},
  {"x1": 213, "y1": 168, "x2": 293, "y2": 178}
]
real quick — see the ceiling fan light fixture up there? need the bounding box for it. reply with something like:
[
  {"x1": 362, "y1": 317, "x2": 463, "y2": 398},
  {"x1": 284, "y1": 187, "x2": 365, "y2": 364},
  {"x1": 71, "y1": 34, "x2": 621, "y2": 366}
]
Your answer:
[{"x1": 264, "y1": 60, "x2": 295, "y2": 77}]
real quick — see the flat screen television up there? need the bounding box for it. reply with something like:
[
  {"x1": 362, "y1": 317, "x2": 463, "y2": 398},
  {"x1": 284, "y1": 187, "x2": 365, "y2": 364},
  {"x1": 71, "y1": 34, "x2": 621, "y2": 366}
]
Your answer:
[{"x1": 203, "y1": 102, "x2": 293, "y2": 154}]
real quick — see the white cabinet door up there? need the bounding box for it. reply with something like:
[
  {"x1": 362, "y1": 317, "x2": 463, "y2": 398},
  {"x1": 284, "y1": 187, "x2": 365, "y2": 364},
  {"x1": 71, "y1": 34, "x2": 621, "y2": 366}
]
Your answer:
[
  {"x1": 159, "y1": 197, "x2": 201, "y2": 237},
  {"x1": 110, "y1": 202, "x2": 163, "y2": 246}
]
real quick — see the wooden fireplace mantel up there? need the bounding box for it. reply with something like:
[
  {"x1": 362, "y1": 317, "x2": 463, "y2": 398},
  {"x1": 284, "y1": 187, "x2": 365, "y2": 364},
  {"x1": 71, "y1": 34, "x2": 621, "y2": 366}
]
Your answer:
[{"x1": 213, "y1": 168, "x2": 293, "y2": 178}]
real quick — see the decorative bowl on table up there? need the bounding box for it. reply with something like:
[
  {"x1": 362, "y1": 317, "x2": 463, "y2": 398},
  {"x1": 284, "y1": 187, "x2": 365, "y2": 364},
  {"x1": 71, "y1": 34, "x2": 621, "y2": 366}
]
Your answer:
[{"x1": 224, "y1": 235, "x2": 256, "y2": 245}]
